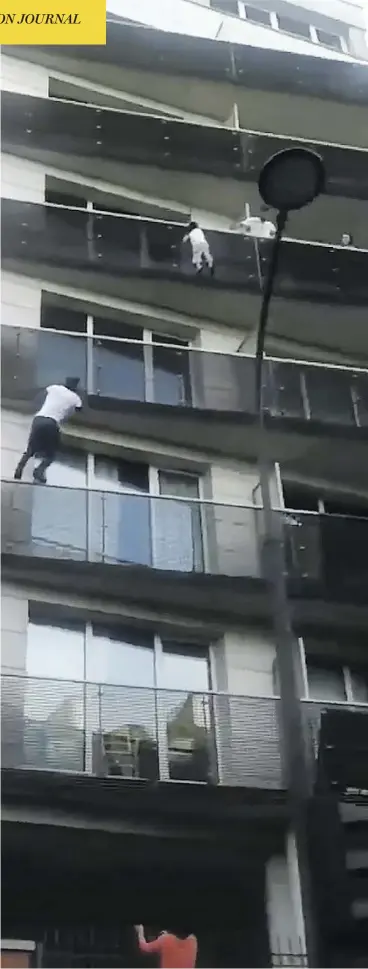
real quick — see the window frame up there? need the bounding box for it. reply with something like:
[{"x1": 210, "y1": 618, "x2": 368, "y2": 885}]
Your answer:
[
  {"x1": 274, "y1": 12, "x2": 313, "y2": 42},
  {"x1": 299, "y1": 636, "x2": 368, "y2": 705},
  {"x1": 240, "y1": 2, "x2": 272, "y2": 28}
]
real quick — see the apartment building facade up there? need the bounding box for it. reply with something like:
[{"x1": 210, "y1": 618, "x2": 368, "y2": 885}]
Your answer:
[{"x1": 1, "y1": 18, "x2": 368, "y2": 969}]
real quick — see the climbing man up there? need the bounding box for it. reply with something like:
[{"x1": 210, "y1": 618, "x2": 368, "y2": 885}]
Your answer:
[{"x1": 14, "y1": 377, "x2": 82, "y2": 484}]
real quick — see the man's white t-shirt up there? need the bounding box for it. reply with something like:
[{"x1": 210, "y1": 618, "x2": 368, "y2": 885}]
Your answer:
[
  {"x1": 240, "y1": 217, "x2": 276, "y2": 239},
  {"x1": 184, "y1": 227, "x2": 207, "y2": 247},
  {"x1": 36, "y1": 385, "x2": 82, "y2": 426}
]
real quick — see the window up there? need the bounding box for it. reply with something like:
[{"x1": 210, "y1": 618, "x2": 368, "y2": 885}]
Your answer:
[
  {"x1": 38, "y1": 299, "x2": 87, "y2": 396},
  {"x1": 307, "y1": 659, "x2": 346, "y2": 702},
  {"x1": 243, "y1": 4, "x2": 271, "y2": 26},
  {"x1": 25, "y1": 612, "x2": 212, "y2": 781},
  {"x1": 87, "y1": 624, "x2": 154, "y2": 687},
  {"x1": 158, "y1": 641, "x2": 211, "y2": 692},
  {"x1": 30, "y1": 447, "x2": 203, "y2": 572},
  {"x1": 276, "y1": 14, "x2": 311, "y2": 40},
  {"x1": 31, "y1": 450, "x2": 88, "y2": 558},
  {"x1": 93, "y1": 315, "x2": 145, "y2": 402},
  {"x1": 304, "y1": 651, "x2": 368, "y2": 705},
  {"x1": 152, "y1": 333, "x2": 191, "y2": 407},
  {"x1": 315, "y1": 27, "x2": 342, "y2": 51},
  {"x1": 27, "y1": 615, "x2": 85, "y2": 681},
  {"x1": 25, "y1": 615, "x2": 86, "y2": 771},
  {"x1": 156, "y1": 469, "x2": 204, "y2": 572},
  {"x1": 39, "y1": 296, "x2": 192, "y2": 407},
  {"x1": 45, "y1": 187, "x2": 87, "y2": 208},
  {"x1": 210, "y1": 0, "x2": 239, "y2": 15}
]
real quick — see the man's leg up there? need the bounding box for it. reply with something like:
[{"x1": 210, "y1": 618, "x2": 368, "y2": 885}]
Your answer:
[
  {"x1": 14, "y1": 422, "x2": 36, "y2": 480},
  {"x1": 192, "y1": 242, "x2": 203, "y2": 273},
  {"x1": 203, "y1": 242, "x2": 214, "y2": 275},
  {"x1": 33, "y1": 422, "x2": 59, "y2": 484}
]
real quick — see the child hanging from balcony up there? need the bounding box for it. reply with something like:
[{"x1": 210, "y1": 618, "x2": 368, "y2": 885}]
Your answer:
[
  {"x1": 14, "y1": 377, "x2": 82, "y2": 484},
  {"x1": 135, "y1": 925, "x2": 197, "y2": 969},
  {"x1": 183, "y1": 221, "x2": 214, "y2": 276}
]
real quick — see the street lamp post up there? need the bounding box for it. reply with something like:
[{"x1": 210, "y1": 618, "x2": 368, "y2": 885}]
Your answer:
[{"x1": 256, "y1": 148, "x2": 325, "y2": 967}]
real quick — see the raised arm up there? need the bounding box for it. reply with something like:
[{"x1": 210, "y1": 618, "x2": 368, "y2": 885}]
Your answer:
[{"x1": 135, "y1": 926, "x2": 163, "y2": 954}]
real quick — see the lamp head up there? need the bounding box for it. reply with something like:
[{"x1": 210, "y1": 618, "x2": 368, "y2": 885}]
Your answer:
[{"x1": 258, "y1": 146, "x2": 325, "y2": 213}]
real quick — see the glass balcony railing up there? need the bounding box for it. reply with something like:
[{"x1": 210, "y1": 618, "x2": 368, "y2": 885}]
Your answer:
[
  {"x1": 1, "y1": 673, "x2": 284, "y2": 789},
  {"x1": 2, "y1": 479, "x2": 368, "y2": 600},
  {"x1": 3, "y1": 90, "x2": 367, "y2": 202},
  {"x1": 302, "y1": 698, "x2": 368, "y2": 791},
  {"x1": 3, "y1": 324, "x2": 368, "y2": 430},
  {"x1": 3, "y1": 198, "x2": 368, "y2": 305},
  {"x1": 1, "y1": 480, "x2": 263, "y2": 579}
]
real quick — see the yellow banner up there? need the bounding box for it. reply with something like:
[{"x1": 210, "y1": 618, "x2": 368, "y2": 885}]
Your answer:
[{"x1": 0, "y1": 0, "x2": 106, "y2": 43}]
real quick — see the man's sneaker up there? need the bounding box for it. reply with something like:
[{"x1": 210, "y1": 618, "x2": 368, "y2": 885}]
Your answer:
[{"x1": 33, "y1": 467, "x2": 47, "y2": 484}]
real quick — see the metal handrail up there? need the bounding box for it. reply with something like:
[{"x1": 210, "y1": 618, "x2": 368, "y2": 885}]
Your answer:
[
  {"x1": 3, "y1": 319, "x2": 368, "y2": 373},
  {"x1": 6, "y1": 197, "x2": 368, "y2": 251},
  {"x1": 3, "y1": 478, "x2": 368, "y2": 521}
]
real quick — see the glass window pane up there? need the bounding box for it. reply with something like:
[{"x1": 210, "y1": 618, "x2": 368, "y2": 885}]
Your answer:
[
  {"x1": 155, "y1": 472, "x2": 203, "y2": 572},
  {"x1": 277, "y1": 14, "x2": 311, "y2": 38},
  {"x1": 27, "y1": 619, "x2": 85, "y2": 680},
  {"x1": 93, "y1": 317, "x2": 144, "y2": 401},
  {"x1": 244, "y1": 5, "x2": 271, "y2": 26},
  {"x1": 159, "y1": 643, "x2": 210, "y2": 691},
  {"x1": 31, "y1": 451, "x2": 88, "y2": 559},
  {"x1": 92, "y1": 458, "x2": 151, "y2": 566},
  {"x1": 88, "y1": 625, "x2": 154, "y2": 687},
  {"x1": 316, "y1": 28, "x2": 342, "y2": 50},
  {"x1": 153, "y1": 342, "x2": 191, "y2": 406},
  {"x1": 307, "y1": 662, "x2": 346, "y2": 701}
]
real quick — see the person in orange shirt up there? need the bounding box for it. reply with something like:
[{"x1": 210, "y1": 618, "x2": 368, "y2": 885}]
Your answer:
[{"x1": 135, "y1": 924, "x2": 197, "y2": 968}]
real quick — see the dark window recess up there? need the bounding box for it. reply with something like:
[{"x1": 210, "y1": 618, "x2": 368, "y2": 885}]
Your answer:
[
  {"x1": 282, "y1": 483, "x2": 320, "y2": 513},
  {"x1": 210, "y1": 0, "x2": 239, "y2": 15},
  {"x1": 92, "y1": 201, "x2": 131, "y2": 216},
  {"x1": 244, "y1": 4, "x2": 272, "y2": 26},
  {"x1": 95, "y1": 455, "x2": 149, "y2": 492},
  {"x1": 315, "y1": 27, "x2": 342, "y2": 50},
  {"x1": 323, "y1": 498, "x2": 368, "y2": 519},
  {"x1": 45, "y1": 188, "x2": 88, "y2": 208},
  {"x1": 41, "y1": 301, "x2": 87, "y2": 333},
  {"x1": 277, "y1": 14, "x2": 311, "y2": 39}
]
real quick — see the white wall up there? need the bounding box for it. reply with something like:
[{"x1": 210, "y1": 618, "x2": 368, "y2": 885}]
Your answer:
[
  {"x1": 2, "y1": 412, "x2": 30, "y2": 481},
  {"x1": 266, "y1": 834, "x2": 307, "y2": 959},
  {"x1": 224, "y1": 629, "x2": 275, "y2": 696},
  {"x1": 1, "y1": 54, "x2": 48, "y2": 95},
  {"x1": 1, "y1": 272, "x2": 42, "y2": 330},
  {"x1": 1, "y1": 155, "x2": 45, "y2": 203}
]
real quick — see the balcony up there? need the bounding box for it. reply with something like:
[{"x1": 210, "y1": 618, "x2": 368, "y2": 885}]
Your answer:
[
  {"x1": 283, "y1": 509, "x2": 368, "y2": 605},
  {"x1": 2, "y1": 480, "x2": 368, "y2": 617},
  {"x1": 303, "y1": 699, "x2": 368, "y2": 793},
  {"x1": 8, "y1": 21, "x2": 368, "y2": 143},
  {"x1": 3, "y1": 90, "x2": 368, "y2": 221},
  {"x1": 2, "y1": 199, "x2": 368, "y2": 337},
  {"x1": 1, "y1": 480, "x2": 269, "y2": 620},
  {"x1": 1, "y1": 673, "x2": 284, "y2": 790},
  {"x1": 3, "y1": 324, "x2": 368, "y2": 483}
]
